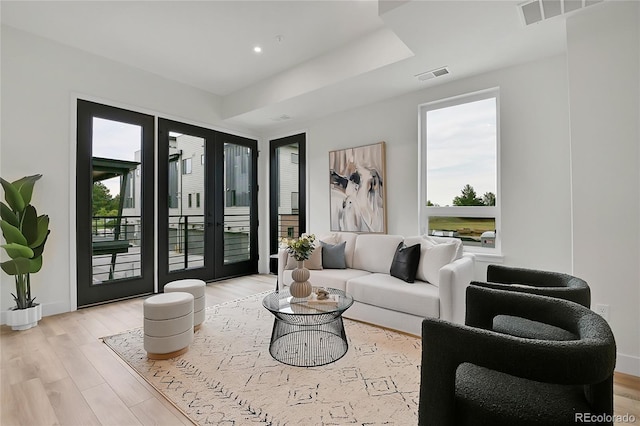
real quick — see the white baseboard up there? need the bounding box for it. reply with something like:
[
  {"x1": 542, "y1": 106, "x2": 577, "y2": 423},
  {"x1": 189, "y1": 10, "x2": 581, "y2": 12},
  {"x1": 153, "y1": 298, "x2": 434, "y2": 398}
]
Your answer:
[{"x1": 616, "y1": 352, "x2": 640, "y2": 376}]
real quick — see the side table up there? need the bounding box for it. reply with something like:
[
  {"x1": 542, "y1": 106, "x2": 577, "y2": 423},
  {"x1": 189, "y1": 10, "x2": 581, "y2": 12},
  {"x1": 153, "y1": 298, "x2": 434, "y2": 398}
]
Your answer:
[{"x1": 262, "y1": 288, "x2": 354, "y2": 367}]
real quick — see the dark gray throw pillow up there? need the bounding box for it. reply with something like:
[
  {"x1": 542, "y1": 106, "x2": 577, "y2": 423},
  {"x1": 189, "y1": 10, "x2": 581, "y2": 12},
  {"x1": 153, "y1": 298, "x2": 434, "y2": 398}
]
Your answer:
[
  {"x1": 321, "y1": 241, "x2": 347, "y2": 269},
  {"x1": 390, "y1": 242, "x2": 421, "y2": 283}
]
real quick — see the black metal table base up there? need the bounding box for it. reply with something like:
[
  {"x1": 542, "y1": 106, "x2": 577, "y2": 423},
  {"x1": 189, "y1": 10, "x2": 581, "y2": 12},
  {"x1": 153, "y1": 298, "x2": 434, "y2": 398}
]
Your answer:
[{"x1": 268, "y1": 317, "x2": 348, "y2": 367}]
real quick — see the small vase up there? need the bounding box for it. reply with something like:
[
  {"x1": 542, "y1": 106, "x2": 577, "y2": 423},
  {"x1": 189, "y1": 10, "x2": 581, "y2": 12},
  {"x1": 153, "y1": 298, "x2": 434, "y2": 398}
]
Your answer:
[{"x1": 290, "y1": 260, "x2": 312, "y2": 298}]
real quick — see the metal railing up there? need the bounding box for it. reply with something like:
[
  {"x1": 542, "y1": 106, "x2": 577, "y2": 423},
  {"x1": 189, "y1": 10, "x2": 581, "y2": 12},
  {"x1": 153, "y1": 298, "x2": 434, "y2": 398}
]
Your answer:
[
  {"x1": 90, "y1": 213, "x2": 253, "y2": 280},
  {"x1": 91, "y1": 215, "x2": 141, "y2": 283}
]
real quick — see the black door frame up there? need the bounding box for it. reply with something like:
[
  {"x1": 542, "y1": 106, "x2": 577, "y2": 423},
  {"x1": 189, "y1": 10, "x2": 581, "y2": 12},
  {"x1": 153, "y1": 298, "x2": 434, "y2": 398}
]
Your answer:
[
  {"x1": 157, "y1": 119, "x2": 258, "y2": 290},
  {"x1": 76, "y1": 100, "x2": 155, "y2": 307},
  {"x1": 214, "y1": 131, "x2": 259, "y2": 279},
  {"x1": 269, "y1": 133, "x2": 306, "y2": 273},
  {"x1": 157, "y1": 119, "x2": 216, "y2": 287}
]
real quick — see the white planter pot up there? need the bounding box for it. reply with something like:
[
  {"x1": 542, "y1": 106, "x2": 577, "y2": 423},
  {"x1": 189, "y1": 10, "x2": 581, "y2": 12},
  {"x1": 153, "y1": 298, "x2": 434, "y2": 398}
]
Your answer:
[{"x1": 6, "y1": 304, "x2": 42, "y2": 331}]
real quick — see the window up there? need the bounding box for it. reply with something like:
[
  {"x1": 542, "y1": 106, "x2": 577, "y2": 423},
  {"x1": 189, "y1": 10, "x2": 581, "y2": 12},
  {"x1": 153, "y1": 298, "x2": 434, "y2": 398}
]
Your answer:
[
  {"x1": 188, "y1": 193, "x2": 192, "y2": 208},
  {"x1": 196, "y1": 192, "x2": 200, "y2": 208},
  {"x1": 182, "y1": 158, "x2": 192, "y2": 174},
  {"x1": 291, "y1": 153, "x2": 299, "y2": 164},
  {"x1": 419, "y1": 88, "x2": 500, "y2": 252}
]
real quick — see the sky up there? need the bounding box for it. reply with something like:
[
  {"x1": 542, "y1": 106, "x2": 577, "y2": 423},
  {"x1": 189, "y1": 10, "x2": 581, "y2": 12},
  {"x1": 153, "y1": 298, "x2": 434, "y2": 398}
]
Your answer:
[
  {"x1": 92, "y1": 117, "x2": 141, "y2": 196},
  {"x1": 426, "y1": 97, "x2": 497, "y2": 206}
]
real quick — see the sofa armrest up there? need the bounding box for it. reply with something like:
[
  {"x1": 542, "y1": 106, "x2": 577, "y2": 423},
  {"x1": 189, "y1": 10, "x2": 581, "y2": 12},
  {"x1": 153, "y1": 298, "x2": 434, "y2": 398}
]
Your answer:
[
  {"x1": 277, "y1": 248, "x2": 289, "y2": 287},
  {"x1": 438, "y1": 253, "x2": 475, "y2": 324}
]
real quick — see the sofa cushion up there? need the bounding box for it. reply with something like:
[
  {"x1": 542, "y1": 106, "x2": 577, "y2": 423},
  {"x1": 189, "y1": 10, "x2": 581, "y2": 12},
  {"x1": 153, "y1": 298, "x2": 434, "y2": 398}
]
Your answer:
[
  {"x1": 405, "y1": 236, "x2": 459, "y2": 286},
  {"x1": 321, "y1": 241, "x2": 347, "y2": 269},
  {"x1": 335, "y1": 232, "x2": 358, "y2": 268},
  {"x1": 284, "y1": 245, "x2": 323, "y2": 270},
  {"x1": 424, "y1": 235, "x2": 464, "y2": 260},
  {"x1": 346, "y1": 273, "x2": 440, "y2": 318},
  {"x1": 283, "y1": 268, "x2": 371, "y2": 292},
  {"x1": 318, "y1": 233, "x2": 341, "y2": 245},
  {"x1": 352, "y1": 234, "x2": 404, "y2": 274},
  {"x1": 389, "y1": 242, "x2": 421, "y2": 283}
]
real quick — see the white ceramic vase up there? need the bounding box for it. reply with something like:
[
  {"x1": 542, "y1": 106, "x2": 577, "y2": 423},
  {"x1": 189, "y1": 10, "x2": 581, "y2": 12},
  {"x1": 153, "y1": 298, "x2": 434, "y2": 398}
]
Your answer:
[
  {"x1": 290, "y1": 260, "x2": 312, "y2": 298},
  {"x1": 6, "y1": 304, "x2": 42, "y2": 331}
]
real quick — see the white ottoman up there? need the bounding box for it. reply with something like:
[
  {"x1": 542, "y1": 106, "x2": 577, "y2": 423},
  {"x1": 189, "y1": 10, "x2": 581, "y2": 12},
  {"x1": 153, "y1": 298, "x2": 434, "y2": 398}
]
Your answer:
[
  {"x1": 164, "y1": 279, "x2": 206, "y2": 330},
  {"x1": 143, "y1": 292, "x2": 194, "y2": 360}
]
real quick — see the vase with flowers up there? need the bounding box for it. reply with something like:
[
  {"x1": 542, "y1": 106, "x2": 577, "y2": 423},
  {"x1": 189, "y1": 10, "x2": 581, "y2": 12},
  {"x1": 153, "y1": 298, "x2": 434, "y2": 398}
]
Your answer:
[{"x1": 280, "y1": 234, "x2": 316, "y2": 298}]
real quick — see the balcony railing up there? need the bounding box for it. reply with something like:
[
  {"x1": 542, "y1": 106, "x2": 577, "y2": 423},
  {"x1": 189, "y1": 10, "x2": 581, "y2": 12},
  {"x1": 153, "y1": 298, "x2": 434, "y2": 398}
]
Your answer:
[
  {"x1": 91, "y1": 213, "x2": 252, "y2": 282},
  {"x1": 91, "y1": 215, "x2": 141, "y2": 283}
]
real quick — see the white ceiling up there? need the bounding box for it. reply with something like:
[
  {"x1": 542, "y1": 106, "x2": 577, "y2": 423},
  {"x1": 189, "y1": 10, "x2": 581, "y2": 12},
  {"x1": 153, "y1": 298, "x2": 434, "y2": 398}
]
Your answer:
[{"x1": 1, "y1": 0, "x2": 572, "y2": 131}]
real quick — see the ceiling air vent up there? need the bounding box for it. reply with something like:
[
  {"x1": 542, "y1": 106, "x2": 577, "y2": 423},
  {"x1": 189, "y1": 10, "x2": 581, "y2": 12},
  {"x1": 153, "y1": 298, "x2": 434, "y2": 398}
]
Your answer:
[
  {"x1": 519, "y1": 0, "x2": 604, "y2": 26},
  {"x1": 415, "y1": 66, "x2": 450, "y2": 82}
]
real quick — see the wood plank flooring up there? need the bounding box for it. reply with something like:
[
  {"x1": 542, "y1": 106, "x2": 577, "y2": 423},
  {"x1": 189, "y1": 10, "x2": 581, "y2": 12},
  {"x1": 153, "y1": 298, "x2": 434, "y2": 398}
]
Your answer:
[{"x1": 1, "y1": 274, "x2": 638, "y2": 425}]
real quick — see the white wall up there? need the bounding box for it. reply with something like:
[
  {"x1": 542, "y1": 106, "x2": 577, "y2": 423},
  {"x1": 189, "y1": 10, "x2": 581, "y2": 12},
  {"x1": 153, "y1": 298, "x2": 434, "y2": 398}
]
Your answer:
[
  {"x1": 0, "y1": 25, "x2": 255, "y2": 317},
  {"x1": 566, "y1": 1, "x2": 640, "y2": 375},
  {"x1": 266, "y1": 54, "x2": 574, "y2": 276}
]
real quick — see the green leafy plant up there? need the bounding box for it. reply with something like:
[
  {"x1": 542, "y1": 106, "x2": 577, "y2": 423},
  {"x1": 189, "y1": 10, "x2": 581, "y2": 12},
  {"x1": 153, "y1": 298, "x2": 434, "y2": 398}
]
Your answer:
[
  {"x1": 280, "y1": 234, "x2": 316, "y2": 261},
  {"x1": 0, "y1": 175, "x2": 50, "y2": 309}
]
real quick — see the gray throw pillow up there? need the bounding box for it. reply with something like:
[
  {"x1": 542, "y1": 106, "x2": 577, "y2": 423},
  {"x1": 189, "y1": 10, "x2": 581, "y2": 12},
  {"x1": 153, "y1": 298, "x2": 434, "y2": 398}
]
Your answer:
[{"x1": 321, "y1": 241, "x2": 346, "y2": 269}]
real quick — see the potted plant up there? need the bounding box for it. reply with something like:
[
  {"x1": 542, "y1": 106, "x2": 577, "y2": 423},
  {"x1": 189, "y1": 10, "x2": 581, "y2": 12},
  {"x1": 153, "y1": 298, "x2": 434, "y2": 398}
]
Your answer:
[{"x1": 1, "y1": 175, "x2": 50, "y2": 330}]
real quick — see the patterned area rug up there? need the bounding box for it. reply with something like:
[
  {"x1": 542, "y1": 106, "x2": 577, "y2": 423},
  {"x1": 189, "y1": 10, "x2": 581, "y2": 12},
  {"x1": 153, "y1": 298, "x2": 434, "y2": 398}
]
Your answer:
[{"x1": 102, "y1": 292, "x2": 421, "y2": 425}]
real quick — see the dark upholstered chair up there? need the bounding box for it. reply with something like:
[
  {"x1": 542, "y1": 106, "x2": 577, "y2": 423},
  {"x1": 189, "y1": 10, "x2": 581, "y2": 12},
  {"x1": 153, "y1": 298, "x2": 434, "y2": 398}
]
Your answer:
[
  {"x1": 477, "y1": 264, "x2": 591, "y2": 307},
  {"x1": 472, "y1": 265, "x2": 591, "y2": 340},
  {"x1": 419, "y1": 286, "x2": 616, "y2": 426}
]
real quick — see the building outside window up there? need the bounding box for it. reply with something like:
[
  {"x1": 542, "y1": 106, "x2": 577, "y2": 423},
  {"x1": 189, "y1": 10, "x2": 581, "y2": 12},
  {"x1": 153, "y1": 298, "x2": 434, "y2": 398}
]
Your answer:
[{"x1": 419, "y1": 88, "x2": 500, "y2": 252}]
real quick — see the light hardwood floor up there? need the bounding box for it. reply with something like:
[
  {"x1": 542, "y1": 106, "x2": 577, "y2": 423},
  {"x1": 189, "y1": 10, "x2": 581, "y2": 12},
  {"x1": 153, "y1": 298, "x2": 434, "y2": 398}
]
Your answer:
[{"x1": 1, "y1": 274, "x2": 638, "y2": 426}]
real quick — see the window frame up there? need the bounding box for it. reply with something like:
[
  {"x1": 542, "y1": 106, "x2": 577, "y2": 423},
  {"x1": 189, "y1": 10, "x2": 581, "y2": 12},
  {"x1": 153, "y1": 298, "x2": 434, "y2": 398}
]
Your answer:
[{"x1": 418, "y1": 88, "x2": 501, "y2": 255}]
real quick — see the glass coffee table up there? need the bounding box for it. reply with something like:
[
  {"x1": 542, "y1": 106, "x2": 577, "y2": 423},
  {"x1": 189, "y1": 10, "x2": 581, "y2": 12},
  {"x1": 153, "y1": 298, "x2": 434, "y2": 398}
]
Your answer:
[{"x1": 262, "y1": 287, "x2": 354, "y2": 367}]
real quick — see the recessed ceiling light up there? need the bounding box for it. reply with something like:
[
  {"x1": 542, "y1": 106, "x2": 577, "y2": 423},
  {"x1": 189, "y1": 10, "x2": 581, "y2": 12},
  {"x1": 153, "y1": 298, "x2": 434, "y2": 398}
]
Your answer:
[{"x1": 253, "y1": 46, "x2": 262, "y2": 53}]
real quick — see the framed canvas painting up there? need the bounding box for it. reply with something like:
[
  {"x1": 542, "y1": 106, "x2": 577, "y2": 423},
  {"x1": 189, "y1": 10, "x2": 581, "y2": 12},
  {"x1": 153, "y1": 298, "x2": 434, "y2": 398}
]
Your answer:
[{"x1": 329, "y1": 141, "x2": 386, "y2": 233}]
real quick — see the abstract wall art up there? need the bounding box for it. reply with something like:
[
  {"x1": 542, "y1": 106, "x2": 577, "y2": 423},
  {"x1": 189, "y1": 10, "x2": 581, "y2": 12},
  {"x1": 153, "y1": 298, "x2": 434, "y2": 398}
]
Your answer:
[{"x1": 329, "y1": 141, "x2": 386, "y2": 233}]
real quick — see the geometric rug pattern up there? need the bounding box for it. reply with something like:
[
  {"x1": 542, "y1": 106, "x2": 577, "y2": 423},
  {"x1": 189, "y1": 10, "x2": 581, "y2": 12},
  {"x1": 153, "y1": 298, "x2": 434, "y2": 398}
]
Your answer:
[{"x1": 102, "y1": 292, "x2": 421, "y2": 425}]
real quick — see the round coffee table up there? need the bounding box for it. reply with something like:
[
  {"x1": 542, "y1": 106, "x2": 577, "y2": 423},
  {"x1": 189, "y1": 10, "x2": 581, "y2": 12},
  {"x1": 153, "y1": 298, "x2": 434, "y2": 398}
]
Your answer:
[{"x1": 262, "y1": 287, "x2": 354, "y2": 367}]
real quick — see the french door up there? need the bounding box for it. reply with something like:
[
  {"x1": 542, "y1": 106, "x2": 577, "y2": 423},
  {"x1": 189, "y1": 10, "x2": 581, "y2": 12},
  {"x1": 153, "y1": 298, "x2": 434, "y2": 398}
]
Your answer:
[
  {"x1": 77, "y1": 102, "x2": 258, "y2": 307},
  {"x1": 157, "y1": 119, "x2": 258, "y2": 290},
  {"x1": 269, "y1": 133, "x2": 306, "y2": 273},
  {"x1": 76, "y1": 100, "x2": 155, "y2": 307}
]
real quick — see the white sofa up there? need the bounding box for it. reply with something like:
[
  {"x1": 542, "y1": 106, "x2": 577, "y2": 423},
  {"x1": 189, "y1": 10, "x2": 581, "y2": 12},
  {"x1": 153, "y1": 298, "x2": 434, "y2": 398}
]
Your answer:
[{"x1": 278, "y1": 232, "x2": 475, "y2": 336}]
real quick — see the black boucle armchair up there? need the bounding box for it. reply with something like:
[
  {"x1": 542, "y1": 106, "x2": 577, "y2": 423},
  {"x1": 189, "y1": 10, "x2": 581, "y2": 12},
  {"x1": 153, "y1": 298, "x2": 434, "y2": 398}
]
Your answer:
[
  {"x1": 418, "y1": 286, "x2": 616, "y2": 426},
  {"x1": 477, "y1": 264, "x2": 591, "y2": 307},
  {"x1": 472, "y1": 265, "x2": 591, "y2": 340}
]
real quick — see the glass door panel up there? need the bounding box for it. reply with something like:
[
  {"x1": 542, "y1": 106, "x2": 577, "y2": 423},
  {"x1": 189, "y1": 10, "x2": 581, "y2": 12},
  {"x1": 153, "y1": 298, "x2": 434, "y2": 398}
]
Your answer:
[
  {"x1": 214, "y1": 133, "x2": 258, "y2": 278},
  {"x1": 91, "y1": 118, "x2": 142, "y2": 283},
  {"x1": 168, "y1": 133, "x2": 206, "y2": 272},
  {"x1": 223, "y1": 143, "x2": 251, "y2": 264}
]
